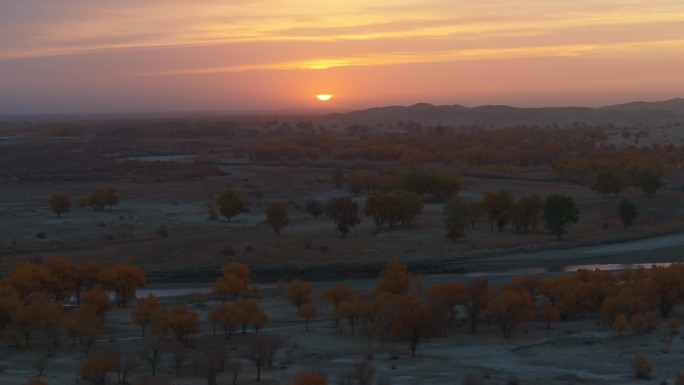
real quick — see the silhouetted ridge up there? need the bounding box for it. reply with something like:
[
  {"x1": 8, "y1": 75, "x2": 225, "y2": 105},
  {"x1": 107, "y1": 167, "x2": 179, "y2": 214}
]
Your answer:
[{"x1": 315, "y1": 98, "x2": 684, "y2": 128}]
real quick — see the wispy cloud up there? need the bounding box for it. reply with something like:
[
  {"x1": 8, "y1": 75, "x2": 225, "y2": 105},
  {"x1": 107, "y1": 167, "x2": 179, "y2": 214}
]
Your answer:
[
  {"x1": 2, "y1": 0, "x2": 684, "y2": 61},
  {"x1": 130, "y1": 38, "x2": 684, "y2": 76}
]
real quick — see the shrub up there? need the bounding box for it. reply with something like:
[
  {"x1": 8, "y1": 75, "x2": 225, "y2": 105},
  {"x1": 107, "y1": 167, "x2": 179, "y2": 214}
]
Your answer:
[
  {"x1": 220, "y1": 245, "x2": 235, "y2": 257},
  {"x1": 630, "y1": 354, "x2": 653, "y2": 379},
  {"x1": 157, "y1": 224, "x2": 169, "y2": 238}
]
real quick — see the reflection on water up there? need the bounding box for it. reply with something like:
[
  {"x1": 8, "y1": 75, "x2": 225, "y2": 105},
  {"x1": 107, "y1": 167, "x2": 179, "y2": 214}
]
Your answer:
[
  {"x1": 563, "y1": 262, "x2": 672, "y2": 272},
  {"x1": 137, "y1": 286, "x2": 211, "y2": 298},
  {"x1": 465, "y1": 267, "x2": 546, "y2": 277}
]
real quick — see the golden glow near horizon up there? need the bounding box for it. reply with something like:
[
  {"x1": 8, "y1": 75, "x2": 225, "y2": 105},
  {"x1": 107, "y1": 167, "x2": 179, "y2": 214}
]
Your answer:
[
  {"x1": 316, "y1": 94, "x2": 333, "y2": 101},
  {"x1": 1, "y1": 0, "x2": 683, "y2": 112}
]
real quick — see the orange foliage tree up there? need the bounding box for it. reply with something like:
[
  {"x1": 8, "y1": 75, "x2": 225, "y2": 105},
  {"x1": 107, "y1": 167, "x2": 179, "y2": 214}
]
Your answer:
[
  {"x1": 322, "y1": 283, "x2": 353, "y2": 331},
  {"x1": 485, "y1": 290, "x2": 535, "y2": 337},
  {"x1": 386, "y1": 294, "x2": 439, "y2": 357},
  {"x1": 80, "y1": 352, "x2": 120, "y2": 385},
  {"x1": 290, "y1": 370, "x2": 328, "y2": 385},
  {"x1": 299, "y1": 303, "x2": 317, "y2": 332},
  {"x1": 212, "y1": 262, "x2": 256, "y2": 299},
  {"x1": 427, "y1": 281, "x2": 464, "y2": 326},
  {"x1": 132, "y1": 293, "x2": 161, "y2": 337},
  {"x1": 287, "y1": 279, "x2": 313, "y2": 312},
  {"x1": 99, "y1": 263, "x2": 146, "y2": 307},
  {"x1": 375, "y1": 259, "x2": 411, "y2": 296},
  {"x1": 163, "y1": 305, "x2": 200, "y2": 343},
  {"x1": 81, "y1": 286, "x2": 114, "y2": 316}
]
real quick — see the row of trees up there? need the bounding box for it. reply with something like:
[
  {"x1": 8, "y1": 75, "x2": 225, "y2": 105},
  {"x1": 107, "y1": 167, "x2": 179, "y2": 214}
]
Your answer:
[
  {"x1": 216, "y1": 189, "x2": 639, "y2": 241},
  {"x1": 49, "y1": 187, "x2": 120, "y2": 217},
  {"x1": 238, "y1": 126, "x2": 684, "y2": 180},
  {"x1": 443, "y1": 192, "x2": 578, "y2": 240},
  {"x1": 3, "y1": 256, "x2": 684, "y2": 383},
  {"x1": 591, "y1": 168, "x2": 662, "y2": 197}
]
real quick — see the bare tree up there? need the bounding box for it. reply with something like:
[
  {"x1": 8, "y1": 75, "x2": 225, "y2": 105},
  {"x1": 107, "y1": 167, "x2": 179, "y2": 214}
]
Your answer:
[
  {"x1": 336, "y1": 360, "x2": 375, "y2": 385},
  {"x1": 245, "y1": 333, "x2": 284, "y2": 382},
  {"x1": 139, "y1": 337, "x2": 165, "y2": 376}
]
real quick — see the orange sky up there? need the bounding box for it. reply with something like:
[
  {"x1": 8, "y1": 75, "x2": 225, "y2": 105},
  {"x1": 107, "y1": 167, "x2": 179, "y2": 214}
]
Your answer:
[{"x1": 1, "y1": 0, "x2": 683, "y2": 114}]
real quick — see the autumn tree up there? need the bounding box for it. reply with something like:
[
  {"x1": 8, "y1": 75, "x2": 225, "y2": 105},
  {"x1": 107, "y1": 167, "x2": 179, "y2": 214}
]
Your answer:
[
  {"x1": 592, "y1": 169, "x2": 628, "y2": 197},
  {"x1": 76, "y1": 262, "x2": 106, "y2": 305},
  {"x1": 339, "y1": 293, "x2": 366, "y2": 336},
  {"x1": 649, "y1": 264, "x2": 684, "y2": 317},
  {"x1": 485, "y1": 290, "x2": 535, "y2": 337},
  {"x1": 290, "y1": 370, "x2": 328, "y2": 385},
  {"x1": 212, "y1": 262, "x2": 256, "y2": 299},
  {"x1": 618, "y1": 198, "x2": 639, "y2": 230},
  {"x1": 164, "y1": 305, "x2": 200, "y2": 343},
  {"x1": 613, "y1": 314, "x2": 630, "y2": 336},
  {"x1": 386, "y1": 294, "x2": 439, "y2": 357},
  {"x1": 427, "y1": 281, "x2": 464, "y2": 326},
  {"x1": 232, "y1": 298, "x2": 268, "y2": 334},
  {"x1": 81, "y1": 285, "x2": 114, "y2": 315},
  {"x1": 322, "y1": 283, "x2": 353, "y2": 331},
  {"x1": 326, "y1": 196, "x2": 361, "y2": 237},
  {"x1": 630, "y1": 354, "x2": 653, "y2": 379},
  {"x1": 464, "y1": 278, "x2": 489, "y2": 333},
  {"x1": 480, "y1": 191, "x2": 514, "y2": 232},
  {"x1": 80, "y1": 352, "x2": 120, "y2": 385},
  {"x1": 635, "y1": 169, "x2": 662, "y2": 197},
  {"x1": 63, "y1": 304, "x2": 104, "y2": 352},
  {"x1": 376, "y1": 259, "x2": 411, "y2": 296},
  {"x1": 207, "y1": 302, "x2": 238, "y2": 339},
  {"x1": 42, "y1": 256, "x2": 79, "y2": 302},
  {"x1": 132, "y1": 293, "x2": 161, "y2": 337},
  {"x1": 287, "y1": 279, "x2": 313, "y2": 312},
  {"x1": 49, "y1": 192, "x2": 72, "y2": 217},
  {"x1": 443, "y1": 197, "x2": 470, "y2": 241},
  {"x1": 299, "y1": 303, "x2": 317, "y2": 331},
  {"x1": 13, "y1": 293, "x2": 56, "y2": 346},
  {"x1": 216, "y1": 190, "x2": 247, "y2": 222},
  {"x1": 543, "y1": 193, "x2": 579, "y2": 240},
  {"x1": 87, "y1": 187, "x2": 119, "y2": 211},
  {"x1": 3, "y1": 260, "x2": 63, "y2": 300},
  {"x1": 99, "y1": 263, "x2": 146, "y2": 307},
  {"x1": 540, "y1": 306, "x2": 560, "y2": 328},
  {"x1": 265, "y1": 202, "x2": 289, "y2": 236},
  {"x1": 0, "y1": 286, "x2": 21, "y2": 328}
]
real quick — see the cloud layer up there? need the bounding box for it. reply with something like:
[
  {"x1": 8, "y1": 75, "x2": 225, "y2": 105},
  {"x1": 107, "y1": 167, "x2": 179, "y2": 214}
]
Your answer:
[{"x1": 1, "y1": 0, "x2": 683, "y2": 113}]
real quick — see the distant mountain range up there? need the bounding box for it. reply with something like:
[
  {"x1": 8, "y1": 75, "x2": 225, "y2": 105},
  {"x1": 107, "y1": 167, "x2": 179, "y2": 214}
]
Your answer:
[{"x1": 315, "y1": 98, "x2": 684, "y2": 128}]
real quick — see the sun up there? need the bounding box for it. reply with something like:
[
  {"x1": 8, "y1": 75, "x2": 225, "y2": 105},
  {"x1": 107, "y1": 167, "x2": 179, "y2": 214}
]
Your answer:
[{"x1": 316, "y1": 94, "x2": 333, "y2": 101}]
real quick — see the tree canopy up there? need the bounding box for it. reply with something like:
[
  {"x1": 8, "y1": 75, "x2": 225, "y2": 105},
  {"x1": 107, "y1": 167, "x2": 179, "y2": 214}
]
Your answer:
[
  {"x1": 543, "y1": 193, "x2": 579, "y2": 240},
  {"x1": 326, "y1": 196, "x2": 361, "y2": 237}
]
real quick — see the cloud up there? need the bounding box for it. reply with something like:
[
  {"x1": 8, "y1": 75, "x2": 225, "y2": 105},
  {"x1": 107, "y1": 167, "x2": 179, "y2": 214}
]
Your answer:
[{"x1": 2, "y1": 0, "x2": 683, "y2": 62}]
